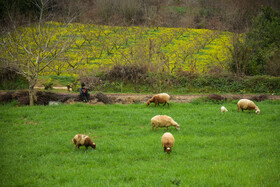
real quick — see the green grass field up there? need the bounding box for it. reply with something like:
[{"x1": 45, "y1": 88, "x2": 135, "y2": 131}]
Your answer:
[{"x1": 0, "y1": 100, "x2": 279, "y2": 186}]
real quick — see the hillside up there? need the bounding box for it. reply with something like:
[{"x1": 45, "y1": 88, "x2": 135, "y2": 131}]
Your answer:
[{"x1": 38, "y1": 22, "x2": 234, "y2": 75}]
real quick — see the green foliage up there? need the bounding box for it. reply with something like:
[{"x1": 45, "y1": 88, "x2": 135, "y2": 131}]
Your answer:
[
  {"x1": 39, "y1": 75, "x2": 77, "y2": 88},
  {"x1": 49, "y1": 75, "x2": 75, "y2": 85},
  {"x1": 0, "y1": 68, "x2": 28, "y2": 90},
  {"x1": 48, "y1": 75, "x2": 76, "y2": 86},
  {"x1": 0, "y1": 99, "x2": 19, "y2": 106},
  {"x1": 187, "y1": 75, "x2": 280, "y2": 93},
  {"x1": 169, "y1": 6, "x2": 186, "y2": 15},
  {"x1": 0, "y1": 0, "x2": 39, "y2": 19},
  {"x1": 78, "y1": 73, "x2": 280, "y2": 94},
  {"x1": 42, "y1": 78, "x2": 53, "y2": 90},
  {"x1": 243, "y1": 76, "x2": 280, "y2": 93},
  {"x1": 0, "y1": 102, "x2": 279, "y2": 186},
  {"x1": 246, "y1": 6, "x2": 280, "y2": 76}
]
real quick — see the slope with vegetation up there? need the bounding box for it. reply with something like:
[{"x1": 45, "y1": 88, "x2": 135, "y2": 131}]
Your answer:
[{"x1": 43, "y1": 22, "x2": 233, "y2": 75}]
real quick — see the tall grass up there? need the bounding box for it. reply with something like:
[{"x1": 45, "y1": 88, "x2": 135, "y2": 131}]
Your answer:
[{"x1": 0, "y1": 100, "x2": 279, "y2": 186}]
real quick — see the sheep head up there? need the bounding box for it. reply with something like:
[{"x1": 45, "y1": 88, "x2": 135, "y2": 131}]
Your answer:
[
  {"x1": 255, "y1": 109, "x2": 260, "y2": 114},
  {"x1": 166, "y1": 147, "x2": 172, "y2": 154},
  {"x1": 91, "y1": 143, "x2": 96, "y2": 149},
  {"x1": 146, "y1": 101, "x2": 151, "y2": 106},
  {"x1": 175, "y1": 124, "x2": 180, "y2": 130},
  {"x1": 85, "y1": 137, "x2": 96, "y2": 150}
]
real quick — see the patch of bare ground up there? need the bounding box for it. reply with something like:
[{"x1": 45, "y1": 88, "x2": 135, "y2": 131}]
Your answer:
[{"x1": 1, "y1": 90, "x2": 279, "y2": 105}]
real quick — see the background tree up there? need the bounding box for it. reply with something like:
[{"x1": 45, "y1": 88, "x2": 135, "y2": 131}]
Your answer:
[
  {"x1": 245, "y1": 6, "x2": 280, "y2": 76},
  {"x1": 228, "y1": 34, "x2": 251, "y2": 76}
]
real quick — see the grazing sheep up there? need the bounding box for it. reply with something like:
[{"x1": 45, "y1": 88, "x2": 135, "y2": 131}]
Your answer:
[
  {"x1": 237, "y1": 99, "x2": 260, "y2": 114},
  {"x1": 146, "y1": 93, "x2": 170, "y2": 107},
  {"x1": 221, "y1": 106, "x2": 228, "y2": 113},
  {"x1": 151, "y1": 115, "x2": 180, "y2": 131},
  {"x1": 72, "y1": 134, "x2": 96, "y2": 150},
  {"x1": 161, "y1": 132, "x2": 175, "y2": 154}
]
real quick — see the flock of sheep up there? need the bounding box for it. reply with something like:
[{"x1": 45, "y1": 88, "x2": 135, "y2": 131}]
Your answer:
[{"x1": 73, "y1": 93, "x2": 261, "y2": 154}]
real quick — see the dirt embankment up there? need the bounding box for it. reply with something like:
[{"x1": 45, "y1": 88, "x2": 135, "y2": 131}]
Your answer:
[
  {"x1": 107, "y1": 93, "x2": 280, "y2": 103},
  {"x1": 1, "y1": 90, "x2": 279, "y2": 105}
]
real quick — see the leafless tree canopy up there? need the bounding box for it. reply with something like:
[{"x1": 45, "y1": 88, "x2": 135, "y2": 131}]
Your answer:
[{"x1": 1, "y1": 0, "x2": 280, "y2": 32}]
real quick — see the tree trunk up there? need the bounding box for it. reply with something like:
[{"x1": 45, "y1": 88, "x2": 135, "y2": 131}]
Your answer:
[
  {"x1": 28, "y1": 79, "x2": 37, "y2": 106},
  {"x1": 134, "y1": 74, "x2": 139, "y2": 93}
]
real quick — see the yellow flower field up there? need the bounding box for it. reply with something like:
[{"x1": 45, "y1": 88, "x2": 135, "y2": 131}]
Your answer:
[{"x1": 1, "y1": 22, "x2": 235, "y2": 75}]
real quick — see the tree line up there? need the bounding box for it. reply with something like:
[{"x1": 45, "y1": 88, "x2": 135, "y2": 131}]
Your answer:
[{"x1": 1, "y1": 0, "x2": 280, "y2": 33}]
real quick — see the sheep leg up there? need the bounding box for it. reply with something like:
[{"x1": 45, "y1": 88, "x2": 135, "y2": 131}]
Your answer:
[
  {"x1": 77, "y1": 145, "x2": 80, "y2": 149},
  {"x1": 156, "y1": 127, "x2": 158, "y2": 131},
  {"x1": 163, "y1": 102, "x2": 166, "y2": 106},
  {"x1": 164, "y1": 147, "x2": 167, "y2": 152},
  {"x1": 167, "y1": 103, "x2": 169, "y2": 107},
  {"x1": 152, "y1": 124, "x2": 155, "y2": 130}
]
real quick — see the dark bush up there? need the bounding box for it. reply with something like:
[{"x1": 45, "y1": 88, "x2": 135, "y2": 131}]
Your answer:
[
  {"x1": 0, "y1": 92, "x2": 14, "y2": 103},
  {"x1": 0, "y1": 68, "x2": 28, "y2": 90},
  {"x1": 12, "y1": 91, "x2": 29, "y2": 105},
  {"x1": 207, "y1": 94, "x2": 227, "y2": 101},
  {"x1": 79, "y1": 75, "x2": 104, "y2": 91},
  {"x1": 250, "y1": 95, "x2": 269, "y2": 102},
  {"x1": 107, "y1": 64, "x2": 148, "y2": 92},
  {"x1": 95, "y1": 92, "x2": 111, "y2": 104}
]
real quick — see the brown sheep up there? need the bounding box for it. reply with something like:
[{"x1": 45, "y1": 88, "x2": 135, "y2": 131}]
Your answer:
[
  {"x1": 146, "y1": 93, "x2": 170, "y2": 107},
  {"x1": 151, "y1": 115, "x2": 180, "y2": 131},
  {"x1": 237, "y1": 99, "x2": 260, "y2": 114},
  {"x1": 72, "y1": 134, "x2": 96, "y2": 150},
  {"x1": 161, "y1": 132, "x2": 175, "y2": 154}
]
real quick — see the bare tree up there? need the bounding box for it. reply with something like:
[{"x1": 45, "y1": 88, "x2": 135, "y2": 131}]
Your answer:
[
  {"x1": 227, "y1": 33, "x2": 251, "y2": 76},
  {"x1": 0, "y1": 0, "x2": 80, "y2": 105}
]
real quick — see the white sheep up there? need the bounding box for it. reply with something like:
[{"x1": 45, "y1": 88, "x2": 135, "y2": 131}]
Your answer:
[
  {"x1": 161, "y1": 132, "x2": 175, "y2": 154},
  {"x1": 151, "y1": 115, "x2": 180, "y2": 131},
  {"x1": 146, "y1": 93, "x2": 170, "y2": 107},
  {"x1": 237, "y1": 99, "x2": 260, "y2": 114},
  {"x1": 221, "y1": 106, "x2": 228, "y2": 113},
  {"x1": 72, "y1": 134, "x2": 96, "y2": 150}
]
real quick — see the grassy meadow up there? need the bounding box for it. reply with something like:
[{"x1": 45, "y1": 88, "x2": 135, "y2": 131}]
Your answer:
[{"x1": 0, "y1": 100, "x2": 279, "y2": 186}]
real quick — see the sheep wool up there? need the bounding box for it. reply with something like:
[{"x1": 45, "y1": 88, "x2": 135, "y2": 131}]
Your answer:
[
  {"x1": 237, "y1": 99, "x2": 260, "y2": 114},
  {"x1": 221, "y1": 106, "x2": 228, "y2": 113},
  {"x1": 151, "y1": 115, "x2": 180, "y2": 131},
  {"x1": 146, "y1": 93, "x2": 170, "y2": 107},
  {"x1": 72, "y1": 134, "x2": 96, "y2": 150},
  {"x1": 161, "y1": 132, "x2": 175, "y2": 154}
]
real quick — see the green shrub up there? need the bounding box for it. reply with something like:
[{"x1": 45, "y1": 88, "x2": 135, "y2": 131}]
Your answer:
[
  {"x1": 48, "y1": 75, "x2": 76, "y2": 85},
  {"x1": 42, "y1": 78, "x2": 54, "y2": 90},
  {"x1": 36, "y1": 74, "x2": 280, "y2": 94},
  {"x1": 0, "y1": 68, "x2": 28, "y2": 90}
]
